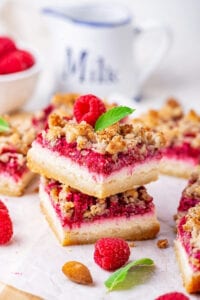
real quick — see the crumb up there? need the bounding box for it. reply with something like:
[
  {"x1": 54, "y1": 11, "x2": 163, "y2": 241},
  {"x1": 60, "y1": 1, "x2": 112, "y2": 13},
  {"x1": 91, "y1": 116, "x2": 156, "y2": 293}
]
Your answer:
[
  {"x1": 157, "y1": 239, "x2": 169, "y2": 249},
  {"x1": 129, "y1": 241, "x2": 135, "y2": 247},
  {"x1": 34, "y1": 187, "x2": 39, "y2": 193}
]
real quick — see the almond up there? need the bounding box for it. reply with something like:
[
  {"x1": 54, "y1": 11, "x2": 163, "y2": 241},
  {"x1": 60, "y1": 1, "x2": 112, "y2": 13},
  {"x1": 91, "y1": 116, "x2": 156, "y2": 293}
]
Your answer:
[{"x1": 62, "y1": 261, "x2": 93, "y2": 285}]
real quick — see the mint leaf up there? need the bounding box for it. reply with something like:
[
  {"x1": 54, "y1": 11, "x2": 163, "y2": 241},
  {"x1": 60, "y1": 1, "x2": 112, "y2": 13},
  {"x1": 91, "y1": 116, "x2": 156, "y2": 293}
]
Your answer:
[
  {"x1": 94, "y1": 106, "x2": 135, "y2": 131},
  {"x1": 0, "y1": 118, "x2": 10, "y2": 132},
  {"x1": 104, "y1": 258, "x2": 154, "y2": 291}
]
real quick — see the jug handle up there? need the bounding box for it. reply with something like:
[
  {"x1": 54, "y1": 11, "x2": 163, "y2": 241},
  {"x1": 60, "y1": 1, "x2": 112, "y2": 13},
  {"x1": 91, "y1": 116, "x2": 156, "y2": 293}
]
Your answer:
[{"x1": 134, "y1": 22, "x2": 172, "y2": 101}]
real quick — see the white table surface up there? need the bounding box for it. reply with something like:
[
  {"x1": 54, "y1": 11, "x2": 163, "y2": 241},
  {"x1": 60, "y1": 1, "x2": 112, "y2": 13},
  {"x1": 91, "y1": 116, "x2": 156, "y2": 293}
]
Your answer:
[
  {"x1": 0, "y1": 0, "x2": 200, "y2": 299},
  {"x1": 0, "y1": 176, "x2": 199, "y2": 300}
]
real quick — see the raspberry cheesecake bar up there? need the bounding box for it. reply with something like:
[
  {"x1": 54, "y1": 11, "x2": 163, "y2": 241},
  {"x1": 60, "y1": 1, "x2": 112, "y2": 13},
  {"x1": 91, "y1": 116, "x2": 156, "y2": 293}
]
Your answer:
[
  {"x1": 0, "y1": 94, "x2": 85, "y2": 197},
  {"x1": 177, "y1": 172, "x2": 200, "y2": 220},
  {"x1": 134, "y1": 98, "x2": 200, "y2": 178},
  {"x1": 28, "y1": 97, "x2": 165, "y2": 198},
  {"x1": 175, "y1": 204, "x2": 200, "y2": 293},
  {"x1": 0, "y1": 112, "x2": 38, "y2": 196},
  {"x1": 40, "y1": 177, "x2": 160, "y2": 245}
]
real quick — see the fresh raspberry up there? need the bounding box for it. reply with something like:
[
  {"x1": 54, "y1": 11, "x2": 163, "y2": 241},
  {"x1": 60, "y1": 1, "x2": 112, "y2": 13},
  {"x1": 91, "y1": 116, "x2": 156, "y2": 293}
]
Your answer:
[
  {"x1": 155, "y1": 292, "x2": 189, "y2": 300},
  {"x1": 94, "y1": 237, "x2": 130, "y2": 271},
  {"x1": 0, "y1": 210, "x2": 13, "y2": 245},
  {"x1": 73, "y1": 94, "x2": 106, "y2": 126},
  {"x1": 0, "y1": 49, "x2": 35, "y2": 74},
  {"x1": 0, "y1": 200, "x2": 9, "y2": 214},
  {"x1": 0, "y1": 37, "x2": 16, "y2": 58}
]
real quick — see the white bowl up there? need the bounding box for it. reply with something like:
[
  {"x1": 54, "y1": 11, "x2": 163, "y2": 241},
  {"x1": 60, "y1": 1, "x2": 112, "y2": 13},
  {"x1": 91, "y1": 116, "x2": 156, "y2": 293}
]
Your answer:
[{"x1": 0, "y1": 46, "x2": 42, "y2": 114}]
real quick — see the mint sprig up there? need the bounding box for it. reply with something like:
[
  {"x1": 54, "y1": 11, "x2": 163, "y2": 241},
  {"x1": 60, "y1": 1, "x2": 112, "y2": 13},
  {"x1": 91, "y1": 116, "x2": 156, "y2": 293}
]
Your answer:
[
  {"x1": 104, "y1": 258, "x2": 154, "y2": 291},
  {"x1": 94, "y1": 106, "x2": 135, "y2": 131},
  {"x1": 0, "y1": 118, "x2": 10, "y2": 132}
]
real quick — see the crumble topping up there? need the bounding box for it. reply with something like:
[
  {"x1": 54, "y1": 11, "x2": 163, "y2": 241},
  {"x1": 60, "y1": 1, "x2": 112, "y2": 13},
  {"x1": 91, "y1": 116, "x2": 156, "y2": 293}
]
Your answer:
[
  {"x1": 50, "y1": 93, "x2": 79, "y2": 117},
  {"x1": 48, "y1": 93, "x2": 117, "y2": 120},
  {"x1": 158, "y1": 98, "x2": 183, "y2": 121},
  {"x1": 0, "y1": 111, "x2": 45, "y2": 174},
  {"x1": 0, "y1": 152, "x2": 25, "y2": 166},
  {"x1": 44, "y1": 113, "x2": 165, "y2": 155},
  {"x1": 43, "y1": 177, "x2": 153, "y2": 222},
  {"x1": 177, "y1": 111, "x2": 200, "y2": 148},
  {"x1": 0, "y1": 113, "x2": 37, "y2": 155},
  {"x1": 133, "y1": 98, "x2": 200, "y2": 149},
  {"x1": 183, "y1": 204, "x2": 200, "y2": 249},
  {"x1": 133, "y1": 98, "x2": 183, "y2": 128},
  {"x1": 182, "y1": 172, "x2": 200, "y2": 200},
  {"x1": 33, "y1": 93, "x2": 79, "y2": 128},
  {"x1": 51, "y1": 93, "x2": 79, "y2": 107}
]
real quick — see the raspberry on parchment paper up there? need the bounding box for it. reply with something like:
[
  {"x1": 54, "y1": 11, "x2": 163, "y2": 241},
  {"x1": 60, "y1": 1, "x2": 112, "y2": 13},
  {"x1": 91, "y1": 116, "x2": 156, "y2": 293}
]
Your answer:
[
  {"x1": 94, "y1": 237, "x2": 130, "y2": 271},
  {"x1": 0, "y1": 200, "x2": 13, "y2": 245}
]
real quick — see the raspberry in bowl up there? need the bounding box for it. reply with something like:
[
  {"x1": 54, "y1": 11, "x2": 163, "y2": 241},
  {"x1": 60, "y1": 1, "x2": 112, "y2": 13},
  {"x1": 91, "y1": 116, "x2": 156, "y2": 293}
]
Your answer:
[{"x1": 0, "y1": 36, "x2": 41, "y2": 114}]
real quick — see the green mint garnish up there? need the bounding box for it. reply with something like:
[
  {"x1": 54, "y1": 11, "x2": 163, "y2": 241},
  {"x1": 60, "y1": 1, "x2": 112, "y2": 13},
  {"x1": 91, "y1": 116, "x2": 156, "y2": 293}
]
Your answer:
[
  {"x1": 94, "y1": 106, "x2": 135, "y2": 131},
  {"x1": 104, "y1": 258, "x2": 154, "y2": 292},
  {"x1": 0, "y1": 118, "x2": 10, "y2": 132}
]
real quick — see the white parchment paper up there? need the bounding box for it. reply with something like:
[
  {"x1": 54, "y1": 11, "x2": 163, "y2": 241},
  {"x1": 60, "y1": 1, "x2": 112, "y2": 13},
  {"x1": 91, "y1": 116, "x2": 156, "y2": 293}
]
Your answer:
[{"x1": 0, "y1": 175, "x2": 199, "y2": 300}]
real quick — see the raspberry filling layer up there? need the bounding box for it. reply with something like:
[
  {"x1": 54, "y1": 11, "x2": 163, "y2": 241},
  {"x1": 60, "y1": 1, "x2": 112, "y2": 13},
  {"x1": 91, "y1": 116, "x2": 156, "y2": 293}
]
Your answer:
[
  {"x1": 36, "y1": 134, "x2": 161, "y2": 176},
  {"x1": 0, "y1": 148, "x2": 28, "y2": 181},
  {"x1": 163, "y1": 142, "x2": 200, "y2": 164},
  {"x1": 178, "y1": 197, "x2": 200, "y2": 213},
  {"x1": 44, "y1": 179, "x2": 155, "y2": 229},
  {"x1": 177, "y1": 217, "x2": 200, "y2": 272}
]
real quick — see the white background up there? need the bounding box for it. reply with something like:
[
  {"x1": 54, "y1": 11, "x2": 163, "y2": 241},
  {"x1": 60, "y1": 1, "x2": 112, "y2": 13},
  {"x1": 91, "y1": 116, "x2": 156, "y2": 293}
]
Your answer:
[{"x1": 0, "y1": 0, "x2": 200, "y2": 111}]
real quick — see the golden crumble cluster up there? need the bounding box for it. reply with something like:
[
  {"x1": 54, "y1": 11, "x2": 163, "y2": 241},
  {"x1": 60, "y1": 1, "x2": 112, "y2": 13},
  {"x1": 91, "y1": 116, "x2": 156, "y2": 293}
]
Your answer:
[
  {"x1": 177, "y1": 110, "x2": 200, "y2": 148},
  {"x1": 133, "y1": 98, "x2": 183, "y2": 126},
  {"x1": 183, "y1": 172, "x2": 200, "y2": 200},
  {"x1": 51, "y1": 93, "x2": 80, "y2": 117},
  {"x1": 45, "y1": 113, "x2": 165, "y2": 155},
  {"x1": 0, "y1": 113, "x2": 37, "y2": 155},
  {"x1": 133, "y1": 98, "x2": 200, "y2": 149},
  {"x1": 183, "y1": 204, "x2": 200, "y2": 251}
]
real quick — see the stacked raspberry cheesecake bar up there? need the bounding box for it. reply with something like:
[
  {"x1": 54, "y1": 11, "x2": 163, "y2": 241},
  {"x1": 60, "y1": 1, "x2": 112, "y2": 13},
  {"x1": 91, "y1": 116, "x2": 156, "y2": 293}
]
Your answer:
[
  {"x1": 28, "y1": 94, "x2": 165, "y2": 245},
  {"x1": 133, "y1": 98, "x2": 200, "y2": 178},
  {"x1": 0, "y1": 112, "x2": 40, "y2": 196}
]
